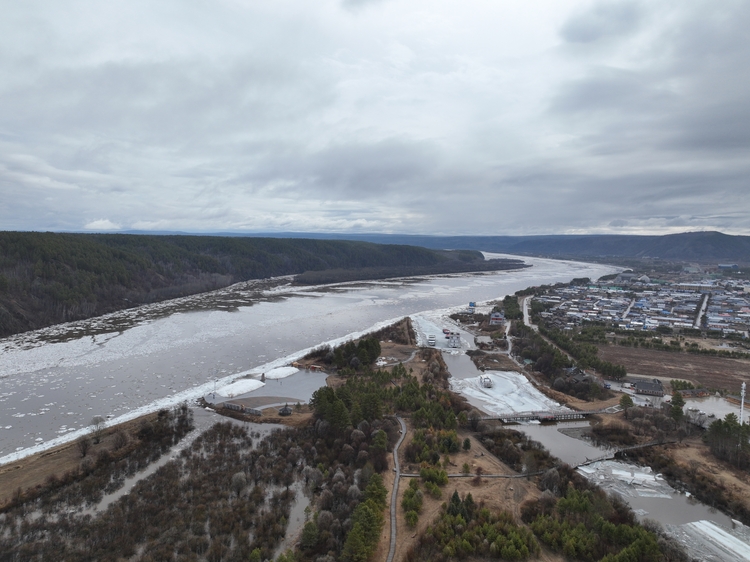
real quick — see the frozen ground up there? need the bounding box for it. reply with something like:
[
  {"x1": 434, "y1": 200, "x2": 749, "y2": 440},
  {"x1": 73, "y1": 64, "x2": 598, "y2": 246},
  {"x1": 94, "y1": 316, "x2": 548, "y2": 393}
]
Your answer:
[{"x1": 451, "y1": 371, "x2": 563, "y2": 415}]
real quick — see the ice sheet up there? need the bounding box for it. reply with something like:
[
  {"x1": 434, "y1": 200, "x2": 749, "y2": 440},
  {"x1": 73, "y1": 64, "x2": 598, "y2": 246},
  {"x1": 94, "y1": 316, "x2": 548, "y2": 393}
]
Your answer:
[
  {"x1": 263, "y1": 367, "x2": 298, "y2": 379},
  {"x1": 451, "y1": 371, "x2": 563, "y2": 414}
]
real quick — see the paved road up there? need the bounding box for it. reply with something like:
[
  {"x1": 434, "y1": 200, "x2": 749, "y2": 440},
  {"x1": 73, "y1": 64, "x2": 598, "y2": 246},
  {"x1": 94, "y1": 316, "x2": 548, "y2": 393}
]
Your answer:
[
  {"x1": 522, "y1": 297, "x2": 538, "y2": 332},
  {"x1": 386, "y1": 416, "x2": 407, "y2": 562},
  {"x1": 694, "y1": 293, "x2": 709, "y2": 328}
]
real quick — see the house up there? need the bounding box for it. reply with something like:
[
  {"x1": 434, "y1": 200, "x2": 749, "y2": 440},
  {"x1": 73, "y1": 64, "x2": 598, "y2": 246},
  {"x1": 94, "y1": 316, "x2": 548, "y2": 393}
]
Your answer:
[
  {"x1": 279, "y1": 403, "x2": 293, "y2": 416},
  {"x1": 634, "y1": 379, "x2": 664, "y2": 397},
  {"x1": 223, "y1": 402, "x2": 262, "y2": 416},
  {"x1": 489, "y1": 312, "x2": 504, "y2": 326}
]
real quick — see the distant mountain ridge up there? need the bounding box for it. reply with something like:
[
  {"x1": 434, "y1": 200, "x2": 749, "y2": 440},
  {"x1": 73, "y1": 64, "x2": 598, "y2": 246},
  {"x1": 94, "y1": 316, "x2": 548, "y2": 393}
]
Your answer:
[{"x1": 192, "y1": 231, "x2": 749, "y2": 263}]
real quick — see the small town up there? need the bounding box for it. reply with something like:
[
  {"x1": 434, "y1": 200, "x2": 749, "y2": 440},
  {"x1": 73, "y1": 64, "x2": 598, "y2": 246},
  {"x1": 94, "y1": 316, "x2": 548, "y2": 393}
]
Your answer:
[{"x1": 535, "y1": 267, "x2": 750, "y2": 337}]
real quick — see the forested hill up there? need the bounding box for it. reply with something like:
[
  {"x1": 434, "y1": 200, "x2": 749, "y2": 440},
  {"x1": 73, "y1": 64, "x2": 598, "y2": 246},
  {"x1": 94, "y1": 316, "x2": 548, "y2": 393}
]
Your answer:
[
  {"x1": 0, "y1": 232, "x2": 524, "y2": 337},
  {"x1": 247, "y1": 231, "x2": 750, "y2": 263}
]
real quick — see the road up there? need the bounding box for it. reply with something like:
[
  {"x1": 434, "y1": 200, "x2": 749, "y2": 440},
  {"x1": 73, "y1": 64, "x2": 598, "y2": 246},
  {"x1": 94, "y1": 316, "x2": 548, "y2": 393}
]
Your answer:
[
  {"x1": 622, "y1": 298, "x2": 635, "y2": 320},
  {"x1": 522, "y1": 297, "x2": 537, "y2": 331},
  {"x1": 386, "y1": 416, "x2": 407, "y2": 562},
  {"x1": 694, "y1": 293, "x2": 709, "y2": 328}
]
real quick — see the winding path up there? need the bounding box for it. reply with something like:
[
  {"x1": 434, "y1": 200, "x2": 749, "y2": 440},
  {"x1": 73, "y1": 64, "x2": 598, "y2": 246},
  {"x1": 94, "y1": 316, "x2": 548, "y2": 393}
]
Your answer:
[{"x1": 386, "y1": 416, "x2": 407, "y2": 562}]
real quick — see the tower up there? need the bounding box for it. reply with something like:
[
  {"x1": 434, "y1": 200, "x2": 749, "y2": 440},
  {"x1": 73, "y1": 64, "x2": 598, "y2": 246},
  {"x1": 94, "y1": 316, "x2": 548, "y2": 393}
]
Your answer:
[{"x1": 741, "y1": 382, "x2": 746, "y2": 426}]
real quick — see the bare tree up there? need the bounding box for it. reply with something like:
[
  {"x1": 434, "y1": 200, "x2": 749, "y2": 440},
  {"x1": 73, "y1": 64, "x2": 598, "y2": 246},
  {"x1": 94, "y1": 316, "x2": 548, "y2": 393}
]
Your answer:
[
  {"x1": 91, "y1": 415, "x2": 106, "y2": 444},
  {"x1": 112, "y1": 430, "x2": 128, "y2": 450},
  {"x1": 77, "y1": 436, "x2": 91, "y2": 458},
  {"x1": 231, "y1": 472, "x2": 247, "y2": 497}
]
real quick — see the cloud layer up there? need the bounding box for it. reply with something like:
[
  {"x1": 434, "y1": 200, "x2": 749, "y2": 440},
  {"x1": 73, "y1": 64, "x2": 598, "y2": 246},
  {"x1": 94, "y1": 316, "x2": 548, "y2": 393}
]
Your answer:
[{"x1": 1, "y1": 0, "x2": 748, "y2": 235}]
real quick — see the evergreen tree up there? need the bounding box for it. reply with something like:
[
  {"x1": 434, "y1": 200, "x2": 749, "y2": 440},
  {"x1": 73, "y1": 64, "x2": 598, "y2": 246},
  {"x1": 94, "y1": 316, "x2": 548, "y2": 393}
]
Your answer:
[
  {"x1": 670, "y1": 392, "x2": 685, "y2": 422},
  {"x1": 619, "y1": 394, "x2": 634, "y2": 410}
]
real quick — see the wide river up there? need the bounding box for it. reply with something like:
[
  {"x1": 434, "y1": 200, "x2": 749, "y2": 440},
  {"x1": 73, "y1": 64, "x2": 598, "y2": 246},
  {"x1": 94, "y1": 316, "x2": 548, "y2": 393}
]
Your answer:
[{"x1": 0, "y1": 254, "x2": 616, "y2": 462}]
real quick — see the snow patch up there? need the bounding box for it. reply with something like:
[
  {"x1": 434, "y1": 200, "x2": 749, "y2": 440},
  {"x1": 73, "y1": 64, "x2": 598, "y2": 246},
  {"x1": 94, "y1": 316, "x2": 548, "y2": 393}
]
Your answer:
[
  {"x1": 216, "y1": 379, "x2": 265, "y2": 398},
  {"x1": 263, "y1": 367, "x2": 298, "y2": 380}
]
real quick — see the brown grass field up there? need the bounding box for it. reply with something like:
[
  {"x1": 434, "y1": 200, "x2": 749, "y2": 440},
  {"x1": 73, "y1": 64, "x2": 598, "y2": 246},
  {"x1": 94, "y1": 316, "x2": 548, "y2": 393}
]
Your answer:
[{"x1": 598, "y1": 344, "x2": 750, "y2": 390}]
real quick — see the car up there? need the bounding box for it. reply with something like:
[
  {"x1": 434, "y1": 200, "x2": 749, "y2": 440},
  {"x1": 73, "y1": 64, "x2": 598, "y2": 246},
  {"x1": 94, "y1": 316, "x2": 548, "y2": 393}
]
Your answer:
[
  {"x1": 427, "y1": 335, "x2": 436, "y2": 346},
  {"x1": 442, "y1": 328, "x2": 450, "y2": 334}
]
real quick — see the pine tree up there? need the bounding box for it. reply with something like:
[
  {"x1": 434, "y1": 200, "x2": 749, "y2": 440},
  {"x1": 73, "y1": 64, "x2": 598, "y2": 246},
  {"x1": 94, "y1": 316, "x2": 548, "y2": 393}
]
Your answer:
[{"x1": 670, "y1": 391, "x2": 685, "y2": 422}]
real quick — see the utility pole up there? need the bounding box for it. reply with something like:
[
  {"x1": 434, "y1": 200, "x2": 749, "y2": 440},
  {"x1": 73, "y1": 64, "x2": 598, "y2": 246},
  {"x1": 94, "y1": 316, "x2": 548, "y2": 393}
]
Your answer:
[{"x1": 739, "y1": 382, "x2": 746, "y2": 468}]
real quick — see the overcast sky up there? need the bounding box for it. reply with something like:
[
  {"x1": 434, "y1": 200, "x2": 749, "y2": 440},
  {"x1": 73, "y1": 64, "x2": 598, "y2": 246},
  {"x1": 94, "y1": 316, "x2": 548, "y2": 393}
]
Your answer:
[{"x1": 1, "y1": 0, "x2": 748, "y2": 236}]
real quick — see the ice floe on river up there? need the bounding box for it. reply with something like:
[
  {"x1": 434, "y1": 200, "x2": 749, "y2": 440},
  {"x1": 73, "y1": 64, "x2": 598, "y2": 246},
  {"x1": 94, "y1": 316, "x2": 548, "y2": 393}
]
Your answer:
[
  {"x1": 668, "y1": 519, "x2": 750, "y2": 562},
  {"x1": 450, "y1": 371, "x2": 563, "y2": 415},
  {"x1": 0, "y1": 315, "x2": 404, "y2": 465},
  {"x1": 577, "y1": 460, "x2": 673, "y2": 500},
  {"x1": 215, "y1": 367, "x2": 300, "y2": 397}
]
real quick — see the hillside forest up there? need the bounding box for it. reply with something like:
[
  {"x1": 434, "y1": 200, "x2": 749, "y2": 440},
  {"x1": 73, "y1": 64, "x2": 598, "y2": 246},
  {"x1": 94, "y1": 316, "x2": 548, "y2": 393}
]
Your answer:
[{"x1": 0, "y1": 232, "x2": 525, "y2": 337}]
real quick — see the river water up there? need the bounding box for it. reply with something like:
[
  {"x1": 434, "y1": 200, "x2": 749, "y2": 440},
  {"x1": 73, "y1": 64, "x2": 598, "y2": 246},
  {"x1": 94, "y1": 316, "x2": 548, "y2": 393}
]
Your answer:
[{"x1": 0, "y1": 254, "x2": 616, "y2": 462}]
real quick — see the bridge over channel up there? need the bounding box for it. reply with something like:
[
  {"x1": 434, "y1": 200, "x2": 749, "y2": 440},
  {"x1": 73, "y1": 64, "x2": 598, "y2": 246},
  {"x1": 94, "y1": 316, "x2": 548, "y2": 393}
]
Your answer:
[
  {"x1": 481, "y1": 409, "x2": 606, "y2": 423},
  {"x1": 576, "y1": 439, "x2": 678, "y2": 467}
]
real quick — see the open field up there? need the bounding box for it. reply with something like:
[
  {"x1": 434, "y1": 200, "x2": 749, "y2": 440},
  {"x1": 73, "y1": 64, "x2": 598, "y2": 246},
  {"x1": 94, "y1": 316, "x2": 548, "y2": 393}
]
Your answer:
[{"x1": 598, "y1": 344, "x2": 750, "y2": 390}]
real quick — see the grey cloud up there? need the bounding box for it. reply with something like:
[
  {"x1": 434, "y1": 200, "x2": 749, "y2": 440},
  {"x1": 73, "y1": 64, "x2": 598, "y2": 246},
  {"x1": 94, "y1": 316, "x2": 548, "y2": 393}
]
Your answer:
[
  {"x1": 550, "y1": 67, "x2": 674, "y2": 115},
  {"x1": 0, "y1": 58, "x2": 333, "y2": 146},
  {"x1": 0, "y1": 2, "x2": 748, "y2": 236},
  {"x1": 550, "y1": 0, "x2": 750, "y2": 187},
  {"x1": 561, "y1": 1, "x2": 642, "y2": 44},
  {"x1": 223, "y1": 138, "x2": 440, "y2": 201},
  {"x1": 341, "y1": 0, "x2": 388, "y2": 11}
]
